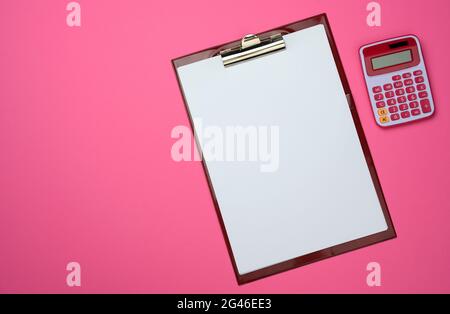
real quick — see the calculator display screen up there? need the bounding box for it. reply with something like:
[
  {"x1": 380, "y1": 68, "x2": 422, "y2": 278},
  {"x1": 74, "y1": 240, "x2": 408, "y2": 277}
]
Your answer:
[{"x1": 371, "y1": 50, "x2": 412, "y2": 70}]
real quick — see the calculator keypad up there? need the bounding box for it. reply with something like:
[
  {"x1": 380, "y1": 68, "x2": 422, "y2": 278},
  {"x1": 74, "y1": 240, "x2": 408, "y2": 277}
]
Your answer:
[{"x1": 370, "y1": 69, "x2": 433, "y2": 126}]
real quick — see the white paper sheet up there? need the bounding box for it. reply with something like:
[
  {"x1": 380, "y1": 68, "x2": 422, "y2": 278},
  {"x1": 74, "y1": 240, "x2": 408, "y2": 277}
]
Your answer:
[{"x1": 177, "y1": 25, "x2": 388, "y2": 275}]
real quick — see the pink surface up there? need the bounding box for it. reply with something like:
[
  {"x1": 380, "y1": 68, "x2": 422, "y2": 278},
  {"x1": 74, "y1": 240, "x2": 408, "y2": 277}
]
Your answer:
[{"x1": 0, "y1": 0, "x2": 449, "y2": 293}]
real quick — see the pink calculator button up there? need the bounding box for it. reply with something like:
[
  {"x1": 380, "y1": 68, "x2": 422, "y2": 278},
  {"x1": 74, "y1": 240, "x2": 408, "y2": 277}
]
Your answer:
[
  {"x1": 395, "y1": 89, "x2": 405, "y2": 96},
  {"x1": 418, "y1": 91, "x2": 428, "y2": 98},
  {"x1": 399, "y1": 104, "x2": 409, "y2": 111},
  {"x1": 408, "y1": 94, "x2": 417, "y2": 101},
  {"x1": 406, "y1": 86, "x2": 416, "y2": 93},
  {"x1": 392, "y1": 75, "x2": 401, "y2": 81},
  {"x1": 397, "y1": 96, "x2": 407, "y2": 103},
  {"x1": 394, "y1": 81, "x2": 403, "y2": 88},
  {"x1": 414, "y1": 70, "x2": 423, "y2": 76},
  {"x1": 417, "y1": 84, "x2": 427, "y2": 91},
  {"x1": 389, "y1": 106, "x2": 398, "y2": 113},
  {"x1": 404, "y1": 79, "x2": 414, "y2": 86},
  {"x1": 415, "y1": 76, "x2": 425, "y2": 83},
  {"x1": 420, "y1": 99, "x2": 432, "y2": 113},
  {"x1": 376, "y1": 101, "x2": 386, "y2": 108},
  {"x1": 409, "y1": 101, "x2": 419, "y2": 109},
  {"x1": 402, "y1": 73, "x2": 412, "y2": 78},
  {"x1": 374, "y1": 93, "x2": 384, "y2": 101},
  {"x1": 411, "y1": 109, "x2": 421, "y2": 116},
  {"x1": 401, "y1": 111, "x2": 411, "y2": 119},
  {"x1": 387, "y1": 99, "x2": 396, "y2": 106},
  {"x1": 383, "y1": 84, "x2": 393, "y2": 91},
  {"x1": 373, "y1": 86, "x2": 382, "y2": 93},
  {"x1": 391, "y1": 113, "x2": 400, "y2": 121},
  {"x1": 385, "y1": 91, "x2": 395, "y2": 98}
]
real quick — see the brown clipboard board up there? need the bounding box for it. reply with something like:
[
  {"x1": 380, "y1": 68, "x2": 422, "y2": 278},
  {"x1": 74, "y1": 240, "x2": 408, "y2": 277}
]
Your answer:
[{"x1": 172, "y1": 13, "x2": 396, "y2": 285}]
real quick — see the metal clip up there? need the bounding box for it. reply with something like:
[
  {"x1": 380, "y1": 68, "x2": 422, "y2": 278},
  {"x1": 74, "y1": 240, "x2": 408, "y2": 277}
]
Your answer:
[{"x1": 220, "y1": 33, "x2": 286, "y2": 67}]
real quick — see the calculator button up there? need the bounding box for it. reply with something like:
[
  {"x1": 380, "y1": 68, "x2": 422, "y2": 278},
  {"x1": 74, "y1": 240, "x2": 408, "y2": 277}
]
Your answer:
[
  {"x1": 397, "y1": 96, "x2": 407, "y2": 103},
  {"x1": 407, "y1": 94, "x2": 417, "y2": 101},
  {"x1": 389, "y1": 106, "x2": 398, "y2": 113},
  {"x1": 392, "y1": 75, "x2": 402, "y2": 81},
  {"x1": 402, "y1": 73, "x2": 412, "y2": 78},
  {"x1": 395, "y1": 89, "x2": 405, "y2": 96},
  {"x1": 414, "y1": 70, "x2": 423, "y2": 76},
  {"x1": 415, "y1": 76, "x2": 425, "y2": 84},
  {"x1": 411, "y1": 109, "x2": 421, "y2": 116},
  {"x1": 406, "y1": 86, "x2": 416, "y2": 93},
  {"x1": 409, "y1": 101, "x2": 419, "y2": 109},
  {"x1": 401, "y1": 111, "x2": 411, "y2": 119},
  {"x1": 385, "y1": 91, "x2": 395, "y2": 98},
  {"x1": 374, "y1": 93, "x2": 384, "y2": 101},
  {"x1": 391, "y1": 113, "x2": 400, "y2": 121},
  {"x1": 394, "y1": 81, "x2": 403, "y2": 88},
  {"x1": 417, "y1": 84, "x2": 427, "y2": 91},
  {"x1": 383, "y1": 84, "x2": 393, "y2": 91},
  {"x1": 418, "y1": 91, "x2": 428, "y2": 98},
  {"x1": 376, "y1": 101, "x2": 386, "y2": 108},
  {"x1": 373, "y1": 86, "x2": 382, "y2": 93},
  {"x1": 378, "y1": 108, "x2": 388, "y2": 116},
  {"x1": 380, "y1": 116, "x2": 390, "y2": 124},
  {"x1": 404, "y1": 79, "x2": 414, "y2": 86},
  {"x1": 387, "y1": 99, "x2": 396, "y2": 106},
  {"x1": 420, "y1": 99, "x2": 432, "y2": 113},
  {"x1": 399, "y1": 104, "x2": 409, "y2": 111}
]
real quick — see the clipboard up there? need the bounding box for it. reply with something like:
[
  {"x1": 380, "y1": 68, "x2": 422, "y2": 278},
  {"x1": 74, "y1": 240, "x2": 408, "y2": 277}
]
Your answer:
[{"x1": 172, "y1": 13, "x2": 396, "y2": 285}]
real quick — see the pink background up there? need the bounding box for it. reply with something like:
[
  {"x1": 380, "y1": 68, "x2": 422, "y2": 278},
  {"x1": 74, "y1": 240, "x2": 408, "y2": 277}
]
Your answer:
[{"x1": 1, "y1": 0, "x2": 449, "y2": 293}]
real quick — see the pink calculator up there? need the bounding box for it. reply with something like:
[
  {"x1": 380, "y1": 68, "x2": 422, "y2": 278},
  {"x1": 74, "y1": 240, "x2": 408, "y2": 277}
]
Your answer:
[{"x1": 360, "y1": 35, "x2": 435, "y2": 127}]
